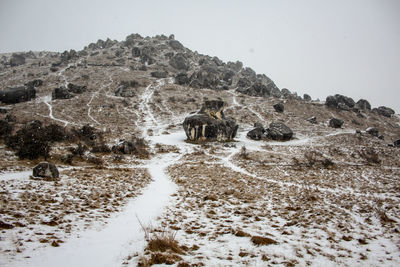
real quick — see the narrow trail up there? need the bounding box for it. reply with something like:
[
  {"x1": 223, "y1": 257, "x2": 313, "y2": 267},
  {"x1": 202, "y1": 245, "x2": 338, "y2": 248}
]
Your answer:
[
  {"x1": 87, "y1": 75, "x2": 114, "y2": 125},
  {"x1": 40, "y1": 95, "x2": 74, "y2": 126},
  {"x1": 12, "y1": 78, "x2": 192, "y2": 267}
]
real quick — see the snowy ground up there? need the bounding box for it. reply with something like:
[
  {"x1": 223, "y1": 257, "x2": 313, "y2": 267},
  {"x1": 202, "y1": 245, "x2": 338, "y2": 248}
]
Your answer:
[{"x1": 1, "y1": 55, "x2": 400, "y2": 266}]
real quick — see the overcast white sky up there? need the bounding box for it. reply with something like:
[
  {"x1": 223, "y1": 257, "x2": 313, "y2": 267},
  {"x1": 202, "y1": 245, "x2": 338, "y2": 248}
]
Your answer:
[{"x1": 1, "y1": 0, "x2": 399, "y2": 112}]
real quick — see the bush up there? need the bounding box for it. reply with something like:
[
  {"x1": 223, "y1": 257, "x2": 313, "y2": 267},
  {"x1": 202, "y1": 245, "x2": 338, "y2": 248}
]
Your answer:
[
  {"x1": 6, "y1": 121, "x2": 51, "y2": 160},
  {"x1": 0, "y1": 120, "x2": 12, "y2": 137},
  {"x1": 69, "y1": 143, "x2": 88, "y2": 158},
  {"x1": 359, "y1": 147, "x2": 381, "y2": 164}
]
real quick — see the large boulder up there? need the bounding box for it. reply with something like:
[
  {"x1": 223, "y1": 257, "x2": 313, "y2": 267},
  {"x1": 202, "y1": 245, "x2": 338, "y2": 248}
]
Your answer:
[
  {"x1": 32, "y1": 162, "x2": 59, "y2": 180},
  {"x1": 0, "y1": 86, "x2": 36, "y2": 104},
  {"x1": 183, "y1": 100, "x2": 238, "y2": 142},
  {"x1": 266, "y1": 122, "x2": 293, "y2": 141},
  {"x1": 303, "y1": 94, "x2": 312, "y2": 101},
  {"x1": 329, "y1": 118, "x2": 344, "y2": 128},
  {"x1": 355, "y1": 99, "x2": 371, "y2": 110},
  {"x1": 273, "y1": 103, "x2": 284, "y2": 113},
  {"x1": 372, "y1": 106, "x2": 395, "y2": 118},
  {"x1": 169, "y1": 53, "x2": 189, "y2": 70},
  {"x1": 9, "y1": 53, "x2": 25, "y2": 66},
  {"x1": 169, "y1": 40, "x2": 184, "y2": 50}
]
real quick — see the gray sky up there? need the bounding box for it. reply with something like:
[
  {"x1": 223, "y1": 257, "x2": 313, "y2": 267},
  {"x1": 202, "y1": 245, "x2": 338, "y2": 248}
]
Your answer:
[{"x1": 1, "y1": 0, "x2": 399, "y2": 113}]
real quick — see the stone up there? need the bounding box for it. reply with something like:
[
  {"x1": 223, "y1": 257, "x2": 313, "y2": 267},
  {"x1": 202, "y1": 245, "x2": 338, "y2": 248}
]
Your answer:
[
  {"x1": 273, "y1": 103, "x2": 284, "y2": 113},
  {"x1": 394, "y1": 139, "x2": 400, "y2": 147},
  {"x1": 169, "y1": 54, "x2": 189, "y2": 70},
  {"x1": 366, "y1": 127, "x2": 379, "y2": 137},
  {"x1": 307, "y1": 116, "x2": 317, "y2": 124},
  {"x1": 326, "y1": 94, "x2": 355, "y2": 110},
  {"x1": 32, "y1": 162, "x2": 59, "y2": 180},
  {"x1": 281, "y1": 88, "x2": 293, "y2": 99},
  {"x1": 169, "y1": 40, "x2": 184, "y2": 50},
  {"x1": 132, "y1": 47, "x2": 141, "y2": 57},
  {"x1": 183, "y1": 100, "x2": 238, "y2": 142},
  {"x1": 303, "y1": 94, "x2": 312, "y2": 101},
  {"x1": 329, "y1": 118, "x2": 344, "y2": 128},
  {"x1": 372, "y1": 106, "x2": 395, "y2": 118},
  {"x1": 355, "y1": 99, "x2": 371, "y2": 110},
  {"x1": 151, "y1": 71, "x2": 168, "y2": 78},
  {"x1": 112, "y1": 140, "x2": 134, "y2": 154},
  {"x1": 67, "y1": 83, "x2": 86, "y2": 94},
  {"x1": 0, "y1": 120, "x2": 12, "y2": 136},
  {"x1": 266, "y1": 122, "x2": 293, "y2": 141},
  {"x1": 52, "y1": 87, "x2": 73, "y2": 100},
  {"x1": 175, "y1": 73, "x2": 189, "y2": 85},
  {"x1": 247, "y1": 127, "x2": 265, "y2": 140},
  {"x1": 25, "y1": 79, "x2": 43, "y2": 88},
  {"x1": 0, "y1": 86, "x2": 36, "y2": 104},
  {"x1": 9, "y1": 53, "x2": 25, "y2": 66},
  {"x1": 0, "y1": 108, "x2": 8, "y2": 114}
]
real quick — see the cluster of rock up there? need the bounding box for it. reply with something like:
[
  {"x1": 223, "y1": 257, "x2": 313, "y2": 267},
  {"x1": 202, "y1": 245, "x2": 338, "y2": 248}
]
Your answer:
[
  {"x1": 0, "y1": 79, "x2": 43, "y2": 104},
  {"x1": 52, "y1": 83, "x2": 87, "y2": 100},
  {"x1": 247, "y1": 122, "x2": 293, "y2": 141},
  {"x1": 325, "y1": 94, "x2": 395, "y2": 118},
  {"x1": 183, "y1": 100, "x2": 238, "y2": 142}
]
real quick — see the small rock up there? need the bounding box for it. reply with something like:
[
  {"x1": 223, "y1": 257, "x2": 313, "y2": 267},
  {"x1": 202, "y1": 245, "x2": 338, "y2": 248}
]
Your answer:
[
  {"x1": 52, "y1": 87, "x2": 73, "y2": 100},
  {"x1": 247, "y1": 127, "x2": 265, "y2": 140},
  {"x1": 307, "y1": 116, "x2": 317, "y2": 124},
  {"x1": 303, "y1": 94, "x2": 312, "y2": 101},
  {"x1": 32, "y1": 162, "x2": 59, "y2": 180},
  {"x1": 394, "y1": 139, "x2": 400, "y2": 147},
  {"x1": 273, "y1": 103, "x2": 284, "y2": 113},
  {"x1": 366, "y1": 127, "x2": 379, "y2": 137},
  {"x1": 329, "y1": 118, "x2": 344, "y2": 128}
]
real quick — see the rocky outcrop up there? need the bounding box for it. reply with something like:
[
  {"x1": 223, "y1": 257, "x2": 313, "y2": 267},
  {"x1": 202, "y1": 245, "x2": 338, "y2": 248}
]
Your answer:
[
  {"x1": 0, "y1": 86, "x2": 36, "y2": 104},
  {"x1": 372, "y1": 106, "x2": 395, "y2": 118},
  {"x1": 355, "y1": 99, "x2": 371, "y2": 110},
  {"x1": 183, "y1": 100, "x2": 238, "y2": 142},
  {"x1": 169, "y1": 53, "x2": 189, "y2": 70},
  {"x1": 326, "y1": 94, "x2": 355, "y2": 111},
  {"x1": 266, "y1": 122, "x2": 293, "y2": 141},
  {"x1": 169, "y1": 40, "x2": 184, "y2": 50},
  {"x1": 329, "y1": 118, "x2": 344, "y2": 128},
  {"x1": 32, "y1": 162, "x2": 59, "y2": 180},
  {"x1": 273, "y1": 103, "x2": 284, "y2": 113},
  {"x1": 9, "y1": 53, "x2": 26, "y2": 66},
  {"x1": 366, "y1": 127, "x2": 379, "y2": 137},
  {"x1": 303, "y1": 94, "x2": 312, "y2": 101}
]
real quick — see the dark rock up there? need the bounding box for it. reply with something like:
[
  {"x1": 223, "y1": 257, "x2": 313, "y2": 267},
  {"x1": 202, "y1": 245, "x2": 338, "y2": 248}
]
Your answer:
[
  {"x1": 32, "y1": 162, "x2": 59, "y2": 180},
  {"x1": 0, "y1": 108, "x2": 8, "y2": 114},
  {"x1": 273, "y1": 103, "x2": 284, "y2": 113},
  {"x1": 112, "y1": 140, "x2": 134, "y2": 154},
  {"x1": 329, "y1": 118, "x2": 344, "y2": 128},
  {"x1": 25, "y1": 79, "x2": 43, "y2": 88},
  {"x1": 9, "y1": 53, "x2": 25, "y2": 66},
  {"x1": 151, "y1": 71, "x2": 168, "y2": 78},
  {"x1": 175, "y1": 73, "x2": 189, "y2": 85},
  {"x1": 0, "y1": 86, "x2": 36, "y2": 104},
  {"x1": 67, "y1": 83, "x2": 86, "y2": 94},
  {"x1": 356, "y1": 129, "x2": 362, "y2": 134},
  {"x1": 247, "y1": 127, "x2": 265, "y2": 140},
  {"x1": 52, "y1": 87, "x2": 73, "y2": 100},
  {"x1": 355, "y1": 99, "x2": 371, "y2": 110},
  {"x1": 394, "y1": 139, "x2": 400, "y2": 147},
  {"x1": 140, "y1": 53, "x2": 155, "y2": 65},
  {"x1": 326, "y1": 94, "x2": 355, "y2": 110},
  {"x1": 281, "y1": 88, "x2": 293, "y2": 99},
  {"x1": 266, "y1": 122, "x2": 293, "y2": 141},
  {"x1": 372, "y1": 106, "x2": 395, "y2": 118},
  {"x1": 183, "y1": 100, "x2": 238, "y2": 142},
  {"x1": 132, "y1": 47, "x2": 141, "y2": 57},
  {"x1": 366, "y1": 127, "x2": 379, "y2": 137},
  {"x1": 189, "y1": 66, "x2": 220, "y2": 89},
  {"x1": 169, "y1": 40, "x2": 184, "y2": 50},
  {"x1": 61, "y1": 50, "x2": 77, "y2": 62},
  {"x1": 378, "y1": 135, "x2": 384, "y2": 140},
  {"x1": 307, "y1": 116, "x2": 317, "y2": 124},
  {"x1": 227, "y1": 61, "x2": 243, "y2": 72},
  {"x1": 169, "y1": 54, "x2": 189, "y2": 70},
  {"x1": 303, "y1": 94, "x2": 312, "y2": 101},
  {"x1": 0, "y1": 120, "x2": 12, "y2": 137}
]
